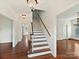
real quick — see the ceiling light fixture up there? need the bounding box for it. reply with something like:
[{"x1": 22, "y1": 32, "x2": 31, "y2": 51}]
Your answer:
[
  {"x1": 21, "y1": 13, "x2": 27, "y2": 19},
  {"x1": 27, "y1": 0, "x2": 38, "y2": 8}
]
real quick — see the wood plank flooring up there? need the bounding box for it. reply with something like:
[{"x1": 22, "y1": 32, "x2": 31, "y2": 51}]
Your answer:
[
  {"x1": 1, "y1": 38, "x2": 79, "y2": 59},
  {"x1": 57, "y1": 39, "x2": 79, "y2": 59},
  {"x1": 0, "y1": 35, "x2": 28, "y2": 59}
]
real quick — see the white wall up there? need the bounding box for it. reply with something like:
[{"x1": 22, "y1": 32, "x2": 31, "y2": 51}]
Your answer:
[
  {"x1": 0, "y1": 15, "x2": 13, "y2": 43},
  {"x1": 57, "y1": 19, "x2": 66, "y2": 40},
  {"x1": 12, "y1": 19, "x2": 22, "y2": 47},
  {"x1": 57, "y1": 19, "x2": 72, "y2": 40},
  {"x1": 71, "y1": 20, "x2": 76, "y2": 38}
]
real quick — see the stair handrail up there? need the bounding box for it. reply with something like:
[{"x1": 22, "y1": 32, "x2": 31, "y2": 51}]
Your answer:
[
  {"x1": 36, "y1": 12, "x2": 51, "y2": 37},
  {"x1": 31, "y1": 22, "x2": 33, "y2": 35}
]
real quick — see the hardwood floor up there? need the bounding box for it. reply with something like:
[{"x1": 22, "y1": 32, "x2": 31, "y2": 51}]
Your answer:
[
  {"x1": 1, "y1": 38, "x2": 79, "y2": 59},
  {"x1": 0, "y1": 35, "x2": 28, "y2": 59},
  {"x1": 57, "y1": 39, "x2": 79, "y2": 59}
]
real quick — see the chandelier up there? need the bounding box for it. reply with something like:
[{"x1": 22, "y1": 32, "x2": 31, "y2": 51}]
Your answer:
[{"x1": 27, "y1": 0, "x2": 38, "y2": 8}]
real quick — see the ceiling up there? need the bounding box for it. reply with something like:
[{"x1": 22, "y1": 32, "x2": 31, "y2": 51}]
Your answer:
[
  {"x1": 57, "y1": 3, "x2": 79, "y2": 21},
  {"x1": 0, "y1": 0, "x2": 47, "y2": 20}
]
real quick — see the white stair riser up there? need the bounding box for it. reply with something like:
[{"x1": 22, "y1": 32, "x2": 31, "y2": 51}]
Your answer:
[
  {"x1": 33, "y1": 37, "x2": 46, "y2": 39},
  {"x1": 33, "y1": 42, "x2": 48, "y2": 45},
  {"x1": 32, "y1": 37, "x2": 46, "y2": 39},
  {"x1": 32, "y1": 35, "x2": 46, "y2": 38},
  {"x1": 33, "y1": 46, "x2": 49, "y2": 51},
  {"x1": 34, "y1": 33, "x2": 44, "y2": 34},
  {"x1": 33, "y1": 39, "x2": 47, "y2": 41},
  {"x1": 32, "y1": 34, "x2": 45, "y2": 36}
]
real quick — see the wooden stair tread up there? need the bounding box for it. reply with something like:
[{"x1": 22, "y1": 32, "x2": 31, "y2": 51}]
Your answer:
[
  {"x1": 30, "y1": 53, "x2": 53, "y2": 59},
  {"x1": 29, "y1": 48, "x2": 50, "y2": 54},
  {"x1": 34, "y1": 44, "x2": 48, "y2": 47},
  {"x1": 33, "y1": 40, "x2": 47, "y2": 43},
  {"x1": 32, "y1": 37, "x2": 46, "y2": 39}
]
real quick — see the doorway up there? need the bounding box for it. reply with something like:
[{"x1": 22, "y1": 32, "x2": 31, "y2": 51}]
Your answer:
[{"x1": 57, "y1": 4, "x2": 79, "y2": 58}]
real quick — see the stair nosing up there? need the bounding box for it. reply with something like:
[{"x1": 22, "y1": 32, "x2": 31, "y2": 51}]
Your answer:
[
  {"x1": 33, "y1": 46, "x2": 49, "y2": 51},
  {"x1": 32, "y1": 37, "x2": 46, "y2": 39},
  {"x1": 28, "y1": 51, "x2": 51, "y2": 58},
  {"x1": 28, "y1": 48, "x2": 50, "y2": 54},
  {"x1": 33, "y1": 42, "x2": 48, "y2": 45},
  {"x1": 33, "y1": 39, "x2": 47, "y2": 41}
]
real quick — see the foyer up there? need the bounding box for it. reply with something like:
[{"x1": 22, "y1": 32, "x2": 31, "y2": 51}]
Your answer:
[{"x1": 1, "y1": 0, "x2": 79, "y2": 59}]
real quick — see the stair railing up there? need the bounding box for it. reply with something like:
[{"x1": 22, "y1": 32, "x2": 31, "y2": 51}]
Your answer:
[
  {"x1": 31, "y1": 22, "x2": 33, "y2": 35},
  {"x1": 36, "y1": 12, "x2": 51, "y2": 37}
]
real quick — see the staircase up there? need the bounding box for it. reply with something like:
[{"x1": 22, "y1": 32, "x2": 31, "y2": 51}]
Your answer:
[{"x1": 28, "y1": 18, "x2": 52, "y2": 58}]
